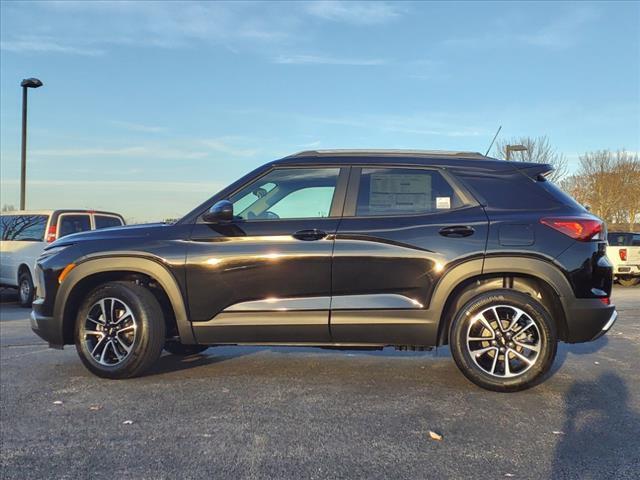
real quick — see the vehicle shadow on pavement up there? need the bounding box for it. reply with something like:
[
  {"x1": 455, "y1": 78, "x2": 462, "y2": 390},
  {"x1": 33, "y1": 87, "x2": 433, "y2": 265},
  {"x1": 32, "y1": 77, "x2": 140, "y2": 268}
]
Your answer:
[
  {"x1": 549, "y1": 372, "x2": 640, "y2": 479},
  {"x1": 549, "y1": 336, "x2": 609, "y2": 378}
]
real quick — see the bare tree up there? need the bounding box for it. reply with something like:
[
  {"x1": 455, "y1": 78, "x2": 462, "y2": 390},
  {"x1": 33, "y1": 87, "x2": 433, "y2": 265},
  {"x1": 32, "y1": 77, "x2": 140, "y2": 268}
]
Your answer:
[
  {"x1": 494, "y1": 136, "x2": 568, "y2": 182},
  {"x1": 562, "y1": 150, "x2": 639, "y2": 230}
]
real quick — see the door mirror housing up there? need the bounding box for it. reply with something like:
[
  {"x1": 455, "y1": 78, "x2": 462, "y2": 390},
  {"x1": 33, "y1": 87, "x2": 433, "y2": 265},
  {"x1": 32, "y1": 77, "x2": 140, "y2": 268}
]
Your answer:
[{"x1": 203, "y1": 200, "x2": 234, "y2": 223}]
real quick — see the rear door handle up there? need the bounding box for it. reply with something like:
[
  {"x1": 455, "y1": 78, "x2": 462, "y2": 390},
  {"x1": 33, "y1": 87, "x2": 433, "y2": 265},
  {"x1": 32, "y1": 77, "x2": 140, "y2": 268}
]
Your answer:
[
  {"x1": 439, "y1": 226, "x2": 475, "y2": 238},
  {"x1": 292, "y1": 229, "x2": 327, "y2": 241}
]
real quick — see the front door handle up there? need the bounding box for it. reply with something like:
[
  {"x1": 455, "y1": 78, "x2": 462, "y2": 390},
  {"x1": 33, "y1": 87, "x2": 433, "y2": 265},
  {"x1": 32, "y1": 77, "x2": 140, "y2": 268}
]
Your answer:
[
  {"x1": 292, "y1": 229, "x2": 327, "y2": 241},
  {"x1": 439, "y1": 226, "x2": 475, "y2": 238}
]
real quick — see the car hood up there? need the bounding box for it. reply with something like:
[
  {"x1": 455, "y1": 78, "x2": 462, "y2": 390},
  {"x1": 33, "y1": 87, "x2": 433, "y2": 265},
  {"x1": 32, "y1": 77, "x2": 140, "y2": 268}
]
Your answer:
[{"x1": 47, "y1": 223, "x2": 170, "y2": 247}]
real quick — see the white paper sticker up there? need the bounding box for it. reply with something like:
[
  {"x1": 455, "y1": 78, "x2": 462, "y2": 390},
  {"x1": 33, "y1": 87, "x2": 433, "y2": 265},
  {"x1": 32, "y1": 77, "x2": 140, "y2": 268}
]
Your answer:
[{"x1": 436, "y1": 197, "x2": 451, "y2": 209}]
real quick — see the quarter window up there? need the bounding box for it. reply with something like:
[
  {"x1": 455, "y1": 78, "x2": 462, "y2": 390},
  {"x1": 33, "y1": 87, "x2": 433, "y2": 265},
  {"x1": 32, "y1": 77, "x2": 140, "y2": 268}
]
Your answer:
[
  {"x1": 229, "y1": 168, "x2": 340, "y2": 220},
  {"x1": 355, "y1": 168, "x2": 463, "y2": 216}
]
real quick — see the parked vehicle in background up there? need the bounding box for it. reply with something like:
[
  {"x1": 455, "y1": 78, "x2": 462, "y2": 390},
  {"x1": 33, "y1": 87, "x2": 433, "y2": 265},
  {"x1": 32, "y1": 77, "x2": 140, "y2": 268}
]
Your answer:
[
  {"x1": 0, "y1": 210, "x2": 125, "y2": 307},
  {"x1": 607, "y1": 232, "x2": 640, "y2": 287},
  {"x1": 30, "y1": 150, "x2": 615, "y2": 391}
]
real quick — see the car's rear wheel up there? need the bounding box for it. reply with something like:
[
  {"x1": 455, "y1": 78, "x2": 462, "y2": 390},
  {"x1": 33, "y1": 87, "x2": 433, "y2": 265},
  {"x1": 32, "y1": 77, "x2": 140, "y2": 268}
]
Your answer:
[
  {"x1": 618, "y1": 277, "x2": 640, "y2": 287},
  {"x1": 450, "y1": 289, "x2": 557, "y2": 392},
  {"x1": 18, "y1": 271, "x2": 34, "y2": 308},
  {"x1": 164, "y1": 341, "x2": 209, "y2": 356},
  {"x1": 75, "y1": 281, "x2": 166, "y2": 379}
]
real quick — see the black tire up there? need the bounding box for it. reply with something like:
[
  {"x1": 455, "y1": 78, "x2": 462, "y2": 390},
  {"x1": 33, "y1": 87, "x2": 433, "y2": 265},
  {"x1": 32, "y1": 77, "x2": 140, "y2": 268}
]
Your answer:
[
  {"x1": 618, "y1": 277, "x2": 640, "y2": 287},
  {"x1": 75, "y1": 281, "x2": 166, "y2": 379},
  {"x1": 449, "y1": 289, "x2": 557, "y2": 392},
  {"x1": 18, "y1": 271, "x2": 34, "y2": 308},
  {"x1": 164, "y1": 342, "x2": 209, "y2": 356}
]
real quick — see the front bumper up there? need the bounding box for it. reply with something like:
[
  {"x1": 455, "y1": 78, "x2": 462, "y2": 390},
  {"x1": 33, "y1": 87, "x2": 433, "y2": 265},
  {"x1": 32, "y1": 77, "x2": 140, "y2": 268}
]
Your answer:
[
  {"x1": 564, "y1": 297, "x2": 617, "y2": 343},
  {"x1": 30, "y1": 299, "x2": 64, "y2": 348}
]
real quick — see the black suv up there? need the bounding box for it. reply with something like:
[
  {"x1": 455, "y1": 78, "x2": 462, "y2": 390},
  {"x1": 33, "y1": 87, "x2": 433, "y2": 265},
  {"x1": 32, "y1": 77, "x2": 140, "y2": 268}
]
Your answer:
[{"x1": 31, "y1": 150, "x2": 616, "y2": 391}]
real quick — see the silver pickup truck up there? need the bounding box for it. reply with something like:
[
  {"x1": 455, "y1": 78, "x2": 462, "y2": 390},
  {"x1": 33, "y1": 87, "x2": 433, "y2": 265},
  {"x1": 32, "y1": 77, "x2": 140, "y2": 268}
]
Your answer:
[{"x1": 607, "y1": 231, "x2": 640, "y2": 286}]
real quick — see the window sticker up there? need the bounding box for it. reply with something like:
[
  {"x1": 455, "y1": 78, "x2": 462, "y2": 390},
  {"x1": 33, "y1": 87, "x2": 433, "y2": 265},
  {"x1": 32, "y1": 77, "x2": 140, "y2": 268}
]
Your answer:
[
  {"x1": 436, "y1": 196, "x2": 451, "y2": 209},
  {"x1": 369, "y1": 174, "x2": 431, "y2": 213}
]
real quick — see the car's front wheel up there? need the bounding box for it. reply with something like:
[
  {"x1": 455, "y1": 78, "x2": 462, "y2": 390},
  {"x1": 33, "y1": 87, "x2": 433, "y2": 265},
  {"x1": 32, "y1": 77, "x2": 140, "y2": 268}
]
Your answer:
[
  {"x1": 18, "y1": 271, "x2": 34, "y2": 308},
  {"x1": 75, "y1": 281, "x2": 166, "y2": 379},
  {"x1": 449, "y1": 290, "x2": 557, "y2": 392}
]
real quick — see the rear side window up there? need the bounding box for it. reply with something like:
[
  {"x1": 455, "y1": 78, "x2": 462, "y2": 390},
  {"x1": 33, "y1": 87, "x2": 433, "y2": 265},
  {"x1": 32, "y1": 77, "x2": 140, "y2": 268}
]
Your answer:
[
  {"x1": 95, "y1": 215, "x2": 123, "y2": 229},
  {"x1": 0, "y1": 215, "x2": 48, "y2": 241},
  {"x1": 455, "y1": 171, "x2": 562, "y2": 210},
  {"x1": 355, "y1": 168, "x2": 463, "y2": 216},
  {"x1": 58, "y1": 214, "x2": 91, "y2": 238}
]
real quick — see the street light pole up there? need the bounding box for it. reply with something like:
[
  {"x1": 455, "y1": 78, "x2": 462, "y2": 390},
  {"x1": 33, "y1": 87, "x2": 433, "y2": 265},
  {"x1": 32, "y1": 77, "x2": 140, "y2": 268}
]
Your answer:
[
  {"x1": 19, "y1": 77, "x2": 43, "y2": 211},
  {"x1": 505, "y1": 144, "x2": 527, "y2": 161}
]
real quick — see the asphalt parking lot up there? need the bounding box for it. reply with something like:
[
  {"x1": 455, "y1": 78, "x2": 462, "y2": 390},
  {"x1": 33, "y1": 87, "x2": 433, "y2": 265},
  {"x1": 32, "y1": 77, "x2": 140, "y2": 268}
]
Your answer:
[{"x1": 1, "y1": 287, "x2": 638, "y2": 479}]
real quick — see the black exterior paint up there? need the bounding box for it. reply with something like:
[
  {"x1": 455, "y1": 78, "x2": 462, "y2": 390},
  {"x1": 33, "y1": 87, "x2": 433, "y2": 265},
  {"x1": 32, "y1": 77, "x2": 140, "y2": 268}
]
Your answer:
[{"x1": 31, "y1": 151, "x2": 615, "y2": 348}]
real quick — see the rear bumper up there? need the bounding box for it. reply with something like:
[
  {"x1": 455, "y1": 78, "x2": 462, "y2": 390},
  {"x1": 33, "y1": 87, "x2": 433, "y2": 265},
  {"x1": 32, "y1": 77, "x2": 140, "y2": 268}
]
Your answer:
[
  {"x1": 564, "y1": 297, "x2": 617, "y2": 343},
  {"x1": 30, "y1": 299, "x2": 64, "y2": 348},
  {"x1": 614, "y1": 265, "x2": 640, "y2": 276}
]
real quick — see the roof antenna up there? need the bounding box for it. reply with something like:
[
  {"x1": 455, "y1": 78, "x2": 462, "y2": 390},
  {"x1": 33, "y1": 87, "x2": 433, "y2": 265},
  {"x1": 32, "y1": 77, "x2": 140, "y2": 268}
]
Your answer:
[{"x1": 484, "y1": 125, "x2": 502, "y2": 156}]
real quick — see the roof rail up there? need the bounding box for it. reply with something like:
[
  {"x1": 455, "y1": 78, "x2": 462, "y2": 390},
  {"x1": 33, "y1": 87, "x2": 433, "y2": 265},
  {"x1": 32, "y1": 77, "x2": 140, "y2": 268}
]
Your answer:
[{"x1": 285, "y1": 149, "x2": 487, "y2": 158}]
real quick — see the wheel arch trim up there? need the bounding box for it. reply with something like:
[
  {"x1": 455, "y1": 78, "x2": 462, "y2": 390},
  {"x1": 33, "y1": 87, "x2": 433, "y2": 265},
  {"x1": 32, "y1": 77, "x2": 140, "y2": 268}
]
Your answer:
[
  {"x1": 55, "y1": 254, "x2": 195, "y2": 345},
  {"x1": 430, "y1": 255, "x2": 572, "y2": 345}
]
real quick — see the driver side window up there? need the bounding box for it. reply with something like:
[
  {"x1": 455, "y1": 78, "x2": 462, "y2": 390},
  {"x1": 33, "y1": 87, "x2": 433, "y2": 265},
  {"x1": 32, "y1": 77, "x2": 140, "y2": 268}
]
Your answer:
[{"x1": 229, "y1": 168, "x2": 340, "y2": 220}]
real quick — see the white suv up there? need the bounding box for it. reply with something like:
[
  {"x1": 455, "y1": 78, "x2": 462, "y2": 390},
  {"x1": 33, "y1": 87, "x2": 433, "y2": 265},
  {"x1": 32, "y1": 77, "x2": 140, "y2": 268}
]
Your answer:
[
  {"x1": 0, "y1": 210, "x2": 125, "y2": 306},
  {"x1": 607, "y1": 232, "x2": 640, "y2": 287}
]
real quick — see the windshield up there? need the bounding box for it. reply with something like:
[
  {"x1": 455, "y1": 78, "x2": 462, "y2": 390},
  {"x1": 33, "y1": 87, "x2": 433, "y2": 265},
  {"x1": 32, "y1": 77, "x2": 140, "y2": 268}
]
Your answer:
[{"x1": 0, "y1": 215, "x2": 49, "y2": 241}]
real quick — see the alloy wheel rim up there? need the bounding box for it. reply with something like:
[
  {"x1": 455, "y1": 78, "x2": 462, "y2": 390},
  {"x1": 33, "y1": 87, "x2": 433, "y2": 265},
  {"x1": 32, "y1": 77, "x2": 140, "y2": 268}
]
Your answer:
[
  {"x1": 466, "y1": 304, "x2": 542, "y2": 378},
  {"x1": 19, "y1": 280, "x2": 30, "y2": 302},
  {"x1": 83, "y1": 297, "x2": 137, "y2": 366}
]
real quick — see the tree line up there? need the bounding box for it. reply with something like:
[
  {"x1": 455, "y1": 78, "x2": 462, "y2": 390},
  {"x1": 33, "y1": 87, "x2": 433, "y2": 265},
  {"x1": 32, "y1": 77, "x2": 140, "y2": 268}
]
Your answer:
[{"x1": 494, "y1": 136, "x2": 639, "y2": 231}]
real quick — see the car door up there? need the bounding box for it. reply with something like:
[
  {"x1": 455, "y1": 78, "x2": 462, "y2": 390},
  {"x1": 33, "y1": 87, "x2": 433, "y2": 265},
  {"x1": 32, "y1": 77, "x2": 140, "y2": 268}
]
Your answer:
[
  {"x1": 330, "y1": 166, "x2": 489, "y2": 345},
  {"x1": 186, "y1": 166, "x2": 349, "y2": 344}
]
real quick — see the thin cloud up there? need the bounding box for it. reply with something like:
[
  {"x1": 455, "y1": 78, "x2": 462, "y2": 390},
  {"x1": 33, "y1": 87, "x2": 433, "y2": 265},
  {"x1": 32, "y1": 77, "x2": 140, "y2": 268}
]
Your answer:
[
  {"x1": 31, "y1": 146, "x2": 209, "y2": 160},
  {"x1": 305, "y1": 1, "x2": 404, "y2": 25},
  {"x1": 200, "y1": 139, "x2": 259, "y2": 157},
  {"x1": 444, "y1": 6, "x2": 598, "y2": 50},
  {"x1": 274, "y1": 54, "x2": 387, "y2": 66},
  {"x1": 0, "y1": 37, "x2": 104, "y2": 56},
  {"x1": 111, "y1": 121, "x2": 167, "y2": 134}
]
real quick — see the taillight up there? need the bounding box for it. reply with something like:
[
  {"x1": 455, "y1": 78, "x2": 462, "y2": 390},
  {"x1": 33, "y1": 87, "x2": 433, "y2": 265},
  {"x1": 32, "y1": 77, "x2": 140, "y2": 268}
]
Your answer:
[
  {"x1": 619, "y1": 248, "x2": 628, "y2": 261},
  {"x1": 46, "y1": 225, "x2": 57, "y2": 243},
  {"x1": 599, "y1": 297, "x2": 610, "y2": 305},
  {"x1": 540, "y1": 217, "x2": 603, "y2": 241}
]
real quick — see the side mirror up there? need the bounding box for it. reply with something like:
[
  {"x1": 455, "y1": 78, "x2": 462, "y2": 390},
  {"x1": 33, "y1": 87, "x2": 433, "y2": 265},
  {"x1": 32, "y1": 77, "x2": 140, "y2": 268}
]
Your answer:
[{"x1": 203, "y1": 200, "x2": 234, "y2": 223}]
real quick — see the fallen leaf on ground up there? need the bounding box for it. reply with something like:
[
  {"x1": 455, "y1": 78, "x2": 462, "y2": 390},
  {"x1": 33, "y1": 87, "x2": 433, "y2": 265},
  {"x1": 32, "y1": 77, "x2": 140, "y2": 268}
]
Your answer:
[
  {"x1": 53, "y1": 401, "x2": 63, "y2": 405},
  {"x1": 504, "y1": 474, "x2": 515, "y2": 478},
  {"x1": 594, "y1": 361, "x2": 600, "y2": 365},
  {"x1": 428, "y1": 431, "x2": 443, "y2": 441},
  {"x1": 552, "y1": 431, "x2": 565, "y2": 435},
  {"x1": 122, "y1": 420, "x2": 134, "y2": 425},
  {"x1": 222, "y1": 388, "x2": 230, "y2": 393},
  {"x1": 89, "y1": 405, "x2": 102, "y2": 411}
]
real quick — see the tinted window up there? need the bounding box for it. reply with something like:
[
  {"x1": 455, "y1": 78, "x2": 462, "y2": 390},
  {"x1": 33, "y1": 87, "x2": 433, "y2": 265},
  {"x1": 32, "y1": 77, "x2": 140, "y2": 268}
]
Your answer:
[
  {"x1": 355, "y1": 168, "x2": 462, "y2": 216},
  {"x1": 58, "y1": 215, "x2": 91, "y2": 238},
  {"x1": 0, "y1": 215, "x2": 48, "y2": 241},
  {"x1": 457, "y1": 171, "x2": 561, "y2": 211},
  {"x1": 608, "y1": 233, "x2": 640, "y2": 246},
  {"x1": 95, "y1": 215, "x2": 123, "y2": 229},
  {"x1": 229, "y1": 168, "x2": 340, "y2": 220}
]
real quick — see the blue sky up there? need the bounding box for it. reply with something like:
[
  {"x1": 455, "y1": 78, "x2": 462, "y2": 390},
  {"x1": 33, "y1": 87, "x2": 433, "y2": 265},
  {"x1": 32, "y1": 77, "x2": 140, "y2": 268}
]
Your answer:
[{"x1": 1, "y1": 1, "x2": 638, "y2": 221}]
